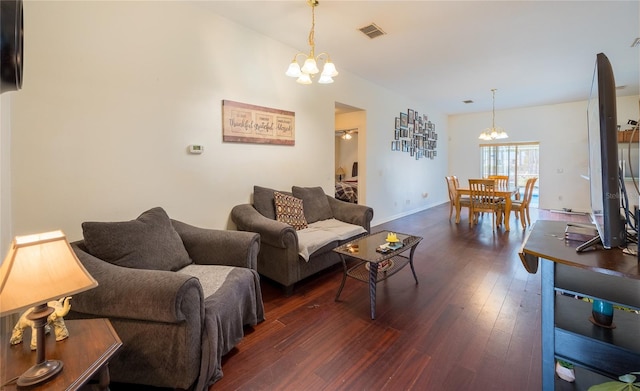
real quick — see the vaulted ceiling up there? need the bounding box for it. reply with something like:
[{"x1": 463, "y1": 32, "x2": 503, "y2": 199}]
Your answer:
[{"x1": 197, "y1": 1, "x2": 639, "y2": 115}]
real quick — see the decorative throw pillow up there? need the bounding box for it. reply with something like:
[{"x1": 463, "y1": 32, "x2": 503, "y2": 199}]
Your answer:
[
  {"x1": 291, "y1": 186, "x2": 333, "y2": 224},
  {"x1": 81, "y1": 207, "x2": 192, "y2": 271},
  {"x1": 274, "y1": 191, "x2": 308, "y2": 230}
]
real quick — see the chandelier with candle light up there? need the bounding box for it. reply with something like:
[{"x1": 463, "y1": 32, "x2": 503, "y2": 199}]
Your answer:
[
  {"x1": 479, "y1": 89, "x2": 508, "y2": 140},
  {"x1": 285, "y1": 0, "x2": 338, "y2": 85}
]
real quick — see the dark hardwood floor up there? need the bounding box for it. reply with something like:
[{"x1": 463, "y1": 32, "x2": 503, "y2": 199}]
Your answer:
[{"x1": 212, "y1": 204, "x2": 590, "y2": 390}]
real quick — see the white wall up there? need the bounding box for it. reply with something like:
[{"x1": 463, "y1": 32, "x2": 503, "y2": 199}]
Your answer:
[
  {"x1": 7, "y1": 1, "x2": 448, "y2": 241},
  {"x1": 0, "y1": 94, "x2": 12, "y2": 255},
  {"x1": 449, "y1": 95, "x2": 640, "y2": 212}
]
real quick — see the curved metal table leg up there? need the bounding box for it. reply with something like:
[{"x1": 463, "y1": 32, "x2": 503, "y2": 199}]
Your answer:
[
  {"x1": 369, "y1": 262, "x2": 378, "y2": 319},
  {"x1": 408, "y1": 245, "x2": 419, "y2": 284},
  {"x1": 335, "y1": 254, "x2": 348, "y2": 301}
]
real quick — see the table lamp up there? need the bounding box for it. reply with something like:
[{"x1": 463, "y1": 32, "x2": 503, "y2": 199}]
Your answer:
[
  {"x1": 336, "y1": 167, "x2": 346, "y2": 181},
  {"x1": 0, "y1": 230, "x2": 98, "y2": 387}
]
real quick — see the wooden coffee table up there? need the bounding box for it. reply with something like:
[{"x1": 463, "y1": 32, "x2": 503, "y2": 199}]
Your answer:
[
  {"x1": 1, "y1": 318, "x2": 122, "y2": 390},
  {"x1": 334, "y1": 231, "x2": 422, "y2": 319}
]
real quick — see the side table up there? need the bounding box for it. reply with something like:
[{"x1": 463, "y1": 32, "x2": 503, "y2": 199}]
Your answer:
[{"x1": 1, "y1": 318, "x2": 122, "y2": 391}]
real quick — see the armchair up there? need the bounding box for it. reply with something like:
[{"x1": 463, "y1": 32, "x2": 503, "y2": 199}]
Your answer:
[{"x1": 68, "y1": 207, "x2": 264, "y2": 390}]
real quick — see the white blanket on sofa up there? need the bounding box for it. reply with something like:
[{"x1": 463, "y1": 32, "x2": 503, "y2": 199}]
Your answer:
[{"x1": 297, "y1": 218, "x2": 367, "y2": 261}]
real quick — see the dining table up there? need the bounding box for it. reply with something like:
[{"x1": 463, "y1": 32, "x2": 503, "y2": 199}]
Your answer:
[{"x1": 455, "y1": 185, "x2": 519, "y2": 231}]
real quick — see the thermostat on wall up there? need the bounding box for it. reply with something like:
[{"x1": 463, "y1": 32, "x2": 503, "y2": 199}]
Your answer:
[{"x1": 188, "y1": 145, "x2": 204, "y2": 154}]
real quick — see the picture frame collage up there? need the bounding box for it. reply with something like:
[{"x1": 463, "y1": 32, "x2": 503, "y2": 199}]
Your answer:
[{"x1": 392, "y1": 108, "x2": 438, "y2": 160}]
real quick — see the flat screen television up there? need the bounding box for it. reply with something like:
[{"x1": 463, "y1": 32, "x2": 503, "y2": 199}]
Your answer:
[
  {"x1": 0, "y1": 0, "x2": 23, "y2": 93},
  {"x1": 578, "y1": 52, "x2": 626, "y2": 252}
]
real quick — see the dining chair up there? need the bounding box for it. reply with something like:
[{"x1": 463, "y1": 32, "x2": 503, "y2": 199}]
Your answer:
[
  {"x1": 489, "y1": 175, "x2": 520, "y2": 200},
  {"x1": 468, "y1": 179, "x2": 503, "y2": 230},
  {"x1": 446, "y1": 176, "x2": 470, "y2": 220},
  {"x1": 503, "y1": 177, "x2": 537, "y2": 228},
  {"x1": 488, "y1": 175, "x2": 509, "y2": 188},
  {"x1": 445, "y1": 176, "x2": 455, "y2": 219}
]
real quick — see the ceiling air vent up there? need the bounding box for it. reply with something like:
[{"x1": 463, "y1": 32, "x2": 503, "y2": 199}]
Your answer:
[{"x1": 359, "y1": 23, "x2": 386, "y2": 39}]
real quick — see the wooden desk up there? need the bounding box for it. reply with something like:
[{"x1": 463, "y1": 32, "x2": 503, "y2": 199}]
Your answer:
[
  {"x1": 520, "y1": 220, "x2": 640, "y2": 390},
  {"x1": 455, "y1": 186, "x2": 518, "y2": 231},
  {"x1": 1, "y1": 318, "x2": 122, "y2": 391}
]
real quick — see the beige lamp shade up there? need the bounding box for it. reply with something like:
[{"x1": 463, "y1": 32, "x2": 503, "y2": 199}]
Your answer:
[
  {"x1": 0, "y1": 230, "x2": 98, "y2": 316},
  {"x1": 336, "y1": 167, "x2": 346, "y2": 176}
]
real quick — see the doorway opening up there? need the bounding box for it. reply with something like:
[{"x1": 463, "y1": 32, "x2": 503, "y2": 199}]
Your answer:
[{"x1": 335, "y1": 102, "x2": 365, "y2": 204}]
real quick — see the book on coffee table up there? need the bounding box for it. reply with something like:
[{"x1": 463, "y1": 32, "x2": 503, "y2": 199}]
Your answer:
[{"x1": 376, "y1": 242, "x2": 403, "y2": 253}]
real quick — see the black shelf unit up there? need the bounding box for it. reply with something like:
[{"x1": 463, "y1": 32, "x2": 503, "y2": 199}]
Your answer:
[
  {"x1": 520, "y1": 220, "x2": 640, "y2": 390},
  {"x1": 554, "y1": 294, "x2": 640, "y2": 378}
]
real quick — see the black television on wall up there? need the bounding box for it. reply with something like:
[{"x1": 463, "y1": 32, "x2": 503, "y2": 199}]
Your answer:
[
  {"x1": 578, "y1": 52, "x2": 626, "y2": 251},
  {"x1": 0, "y1": 0, "x2": 23, "y2": 93}
]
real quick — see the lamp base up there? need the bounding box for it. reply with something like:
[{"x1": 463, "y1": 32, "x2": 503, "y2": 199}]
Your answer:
[{"x1": 17, "y1": 359, "x2": 63, "y2": 387}]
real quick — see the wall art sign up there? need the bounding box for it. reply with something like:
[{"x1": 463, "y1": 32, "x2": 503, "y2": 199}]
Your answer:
[
  {"x1": 222, "y1": 100, "x2": 295, "y2": 145},
  {"x1": 392, "y1": 108, "x2": 437, "y2": 160}
]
